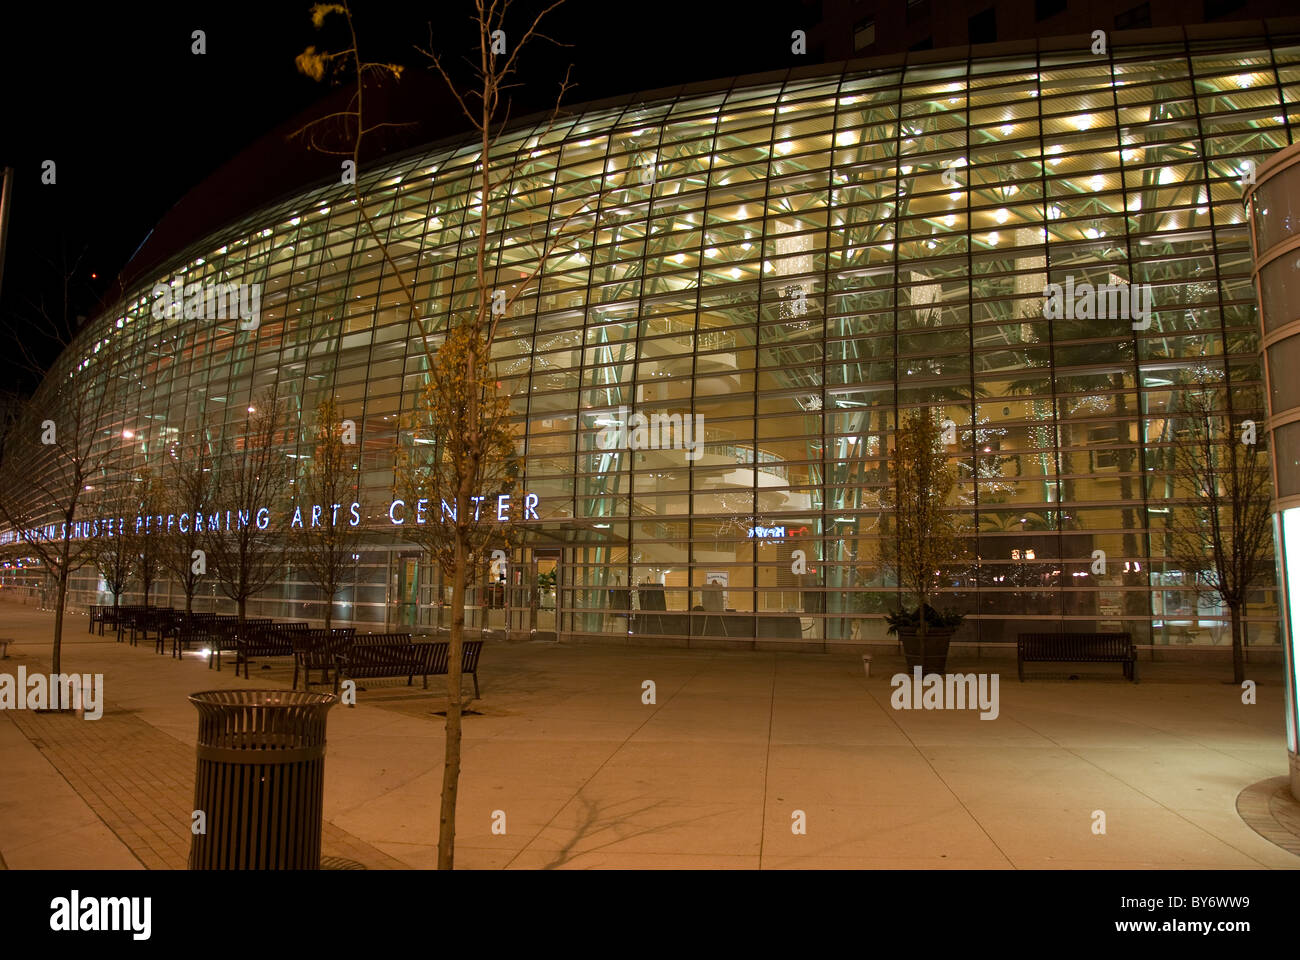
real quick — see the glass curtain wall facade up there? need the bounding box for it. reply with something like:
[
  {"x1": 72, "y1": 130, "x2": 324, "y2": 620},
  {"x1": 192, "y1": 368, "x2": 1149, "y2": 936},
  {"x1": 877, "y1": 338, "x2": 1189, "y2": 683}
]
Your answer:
[
  {"x1": 1245, "y1": 140, "x2": 1300, "y2": 792},
  {"x1": 9, "y1": 29, "x2": 1298, "y2": 648}
]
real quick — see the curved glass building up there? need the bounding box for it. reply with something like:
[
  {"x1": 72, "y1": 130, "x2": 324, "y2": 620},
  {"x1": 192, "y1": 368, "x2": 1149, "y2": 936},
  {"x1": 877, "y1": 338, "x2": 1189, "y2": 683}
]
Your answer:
[{"x1": 5, "y1": 26, "x2": 1297, "y2": 649}]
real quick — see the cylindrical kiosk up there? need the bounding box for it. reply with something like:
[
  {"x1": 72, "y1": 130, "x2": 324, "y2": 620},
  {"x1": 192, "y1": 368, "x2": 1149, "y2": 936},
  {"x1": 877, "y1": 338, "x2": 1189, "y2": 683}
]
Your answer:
[{"x1": 188, "y1": 689, "x2": 337, "y2": 869}]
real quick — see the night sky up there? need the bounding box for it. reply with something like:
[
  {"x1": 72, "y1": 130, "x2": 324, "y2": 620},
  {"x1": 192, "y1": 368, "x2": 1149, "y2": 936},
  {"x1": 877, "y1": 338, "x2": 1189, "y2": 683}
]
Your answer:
[{"x1": 0, "y1": 0, "x2": 820, "y2": 394}]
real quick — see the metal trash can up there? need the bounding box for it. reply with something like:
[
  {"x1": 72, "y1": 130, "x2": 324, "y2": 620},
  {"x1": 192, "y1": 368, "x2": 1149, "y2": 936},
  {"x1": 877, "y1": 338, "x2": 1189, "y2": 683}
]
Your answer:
[{"x1": 188, "y1": 689, "x2": 337, "y2": 869}]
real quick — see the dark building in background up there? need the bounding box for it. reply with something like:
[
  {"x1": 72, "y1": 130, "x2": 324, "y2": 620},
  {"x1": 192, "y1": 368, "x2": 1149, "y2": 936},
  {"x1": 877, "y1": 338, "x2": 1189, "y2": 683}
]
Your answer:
[{"x1": 808, "y1": 0, "x2": 1299, "y2": 58}]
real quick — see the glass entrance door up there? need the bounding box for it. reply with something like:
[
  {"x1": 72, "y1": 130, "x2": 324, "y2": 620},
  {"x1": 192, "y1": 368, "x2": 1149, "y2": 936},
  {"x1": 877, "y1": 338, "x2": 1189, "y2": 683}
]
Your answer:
[
  {"x1": 532, "y1": 550, "x2": 560, "y2": 640},
  {"x1": 397, "y1": 555, "x2": 424, "y2": 630}
]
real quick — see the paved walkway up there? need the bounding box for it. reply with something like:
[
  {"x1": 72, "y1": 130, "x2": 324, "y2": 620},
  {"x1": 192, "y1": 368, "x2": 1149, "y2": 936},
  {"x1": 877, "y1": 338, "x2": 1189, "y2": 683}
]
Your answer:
[{"x1": 1, "y1": 599, "x2": 1297, "y2": 869}]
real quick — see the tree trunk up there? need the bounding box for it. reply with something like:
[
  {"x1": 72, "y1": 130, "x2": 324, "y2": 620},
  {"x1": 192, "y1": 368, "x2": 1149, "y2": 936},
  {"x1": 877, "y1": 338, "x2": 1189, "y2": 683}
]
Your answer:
[
  {"x1": 324, "y1": 597, "x2": 332, "y2": 631},
  {"x1": 438, "y1": 533, "x2": 467, "y2": 870},
  {"x1": 1230, "y1": 602, "x2": 1245, "y2": 684},
  {"x1": 917, "y1": 589, "x2": 927, "y2": 667},
  {"x1": 185, "y1": 588, "x2": 193, "y2": 616},
  {"x1": 52, "y1": 571, "x2": 67, "y2": 685}
]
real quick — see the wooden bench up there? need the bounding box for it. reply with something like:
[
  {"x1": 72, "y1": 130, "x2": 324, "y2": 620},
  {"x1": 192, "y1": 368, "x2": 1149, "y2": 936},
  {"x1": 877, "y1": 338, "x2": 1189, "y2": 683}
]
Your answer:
[
  {"x1": 414, "y1": 639, "x2": 484, "y2": 698},
  {"x1": 236, "y1": 622, "x2": 310, "y2": 679},
  {"x1": 1017, "y1": 632, "x2": 1138, "y2": 682},
  {"x1": 88, "y1": 605, "x2": 107, "y2": 634},
  {"x1": 292, "y1": 629, "x2": 357, "y2": 692},
  {"x1": 341, "y1": 633, "x2": 421, "y2": 689}
]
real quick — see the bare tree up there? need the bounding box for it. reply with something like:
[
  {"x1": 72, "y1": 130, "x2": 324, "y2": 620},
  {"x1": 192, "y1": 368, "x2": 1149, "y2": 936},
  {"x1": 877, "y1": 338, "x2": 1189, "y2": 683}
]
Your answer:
[
  {"x1": 291, "y1": 397, "x2": 365, "y2": 628},
  {"x1": 92, "y1": 473, "x2": 135, "y2": 629},
  {"x1": 0, "y1": 245, "x2": 117, "y2": 679},
  {"x1": 0, "y1": 383, "x2": 118, "y2": 679},
  {"x1": 294, "y1": 0, "x2": 579, "y2": 869},
  {"x1": 1169, "y1": 384, "x2": 1273, "y2": 683},
  {"x1": 130, "y1": 467, "x2": 166, "y2": 607},
  {"x1": 201, "y1": 392, "x2": 290, "y2": 626},
  {"x1": 160, "y1": 439, "x2": 213, "y2": 615}
]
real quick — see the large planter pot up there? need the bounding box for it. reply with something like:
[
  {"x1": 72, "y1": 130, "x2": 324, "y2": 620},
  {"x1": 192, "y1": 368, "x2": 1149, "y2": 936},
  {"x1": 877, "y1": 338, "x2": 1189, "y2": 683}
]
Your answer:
[{"x1": 896, "y1": 626, "x2": 956, "y2": 675}]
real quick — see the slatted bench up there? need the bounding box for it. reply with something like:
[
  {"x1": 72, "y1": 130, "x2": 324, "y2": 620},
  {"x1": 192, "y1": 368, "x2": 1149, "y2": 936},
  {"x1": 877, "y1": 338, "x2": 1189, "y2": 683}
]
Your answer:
[
  {"x1": 340, "y1": 633, "x2": 421, "y2": 690},
  {"x1": 414, "y1": 639, "x2": 484, "y2": 698},
  {"x1": 104, "y1": 604, "x2": 147, "y2": 641},
  {"x1": 127, "y1": 607, "x2": 175, "y2": 648},
  {"x1": 88, "y1": 605, "x2": 107, "y2": 634},
  {"x1": 168, "y1": 614, "x2": 222, "y2": 658},
  {"x1": 236, "y1": 622, "x2": 310, "y2": 679},
  {"x1": 154, "y1": 610, "x2": 194, "y2": 654},
  {"x1": 171, "y1": 614, "x2": 240, "y2": 660},
  {"x1": 208, "y1": 618, "x2": 274, "y2": 671},
  {"x1": 292, "y1": 629, "x2": 357, "y2": 692},
  {"x1": 121, "y1": 607, "x2": 149, "y2": 646},
  {"x1": 1017, "y1": 632, "x2": 1138, "y2": 682}
]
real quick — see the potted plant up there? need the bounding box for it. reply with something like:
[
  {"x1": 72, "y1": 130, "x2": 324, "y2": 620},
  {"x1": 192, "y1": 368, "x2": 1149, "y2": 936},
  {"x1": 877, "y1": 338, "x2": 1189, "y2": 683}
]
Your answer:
[
  {"x1": 886, "y1": 605, "x2": 965, "y2": 674},
  {"x1": 536, "y1": 568, "x2": 557, "y2": 609},
  {"x1": 883, "y1": 409, "x2": 967, "y2": 674}
]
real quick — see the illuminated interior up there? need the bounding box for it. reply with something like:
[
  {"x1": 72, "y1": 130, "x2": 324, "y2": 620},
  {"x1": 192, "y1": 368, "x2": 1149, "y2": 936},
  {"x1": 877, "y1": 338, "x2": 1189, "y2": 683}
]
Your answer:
[{"x1": 4, "y1": 32, "x2": 1295, "y2": 647}]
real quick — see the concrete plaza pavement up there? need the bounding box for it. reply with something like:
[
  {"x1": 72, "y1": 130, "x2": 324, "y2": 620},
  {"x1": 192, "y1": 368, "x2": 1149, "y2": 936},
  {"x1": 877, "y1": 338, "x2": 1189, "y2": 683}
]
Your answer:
[{"x1": 0, "y1": 597, "x2": 1297, "y2": 869}]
